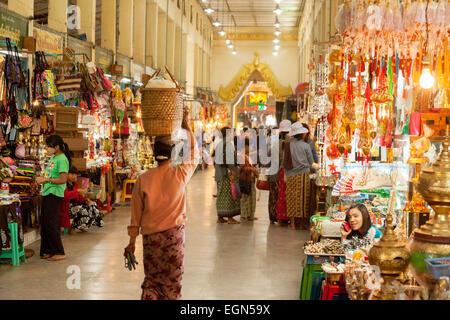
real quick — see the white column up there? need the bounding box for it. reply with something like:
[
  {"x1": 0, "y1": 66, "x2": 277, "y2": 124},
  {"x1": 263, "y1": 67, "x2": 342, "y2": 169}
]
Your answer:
[
  {"x1": 157, "y1": 10, "x2": 167, "y2": 69},
  {"x1": 133, "y1": 0, "x2": 146, "y2": 65},
  {"x1": 8, "y1": 0, "x2": 33, "y2": 18},
  {"x1": 101, "y1": 0, "x2": 117, "y2": 52},
  {"x1": 78, "y1": 0, "x2": 96, "y2": 44},
  {"x1": 118, "y1": 0, "x2": 134, "y2": 57},
  {"x1": 166, "y1": 19, "x2": 176, "y2": 73},
  {"x1": 48, "y1": 0, "x2": 68, "y2": 34},
  {"x1": 146, "y1": 1, "x2": 158, "y2": 68}
]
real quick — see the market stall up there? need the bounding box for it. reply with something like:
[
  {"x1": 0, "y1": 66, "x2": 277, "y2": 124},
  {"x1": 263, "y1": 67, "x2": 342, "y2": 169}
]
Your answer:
[{"x1": 299, "y1": 0, "x2": 450, "y2": 300}]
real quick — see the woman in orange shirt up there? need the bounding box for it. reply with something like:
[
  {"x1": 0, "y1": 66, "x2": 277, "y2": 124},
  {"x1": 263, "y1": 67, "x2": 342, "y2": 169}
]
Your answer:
[{"x1": 124, "y1": 108, "x2": 198, "y2": 300}]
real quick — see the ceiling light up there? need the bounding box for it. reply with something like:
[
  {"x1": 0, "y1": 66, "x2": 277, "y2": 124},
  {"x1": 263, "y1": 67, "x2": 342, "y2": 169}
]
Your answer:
[
  {"x1": 273, "y1": 4, "x2": 282, "y2": 15},
  {"x1": 225, "y1": 37, "x2": 231, "y2": 44},
  {"x1": 212, "y1": 18, "x2": 221, "y2": 27},
  {"x1": 218, "y1": 27, "x2": 226, "y2": 36},
  {"x1": 228, "y1": 43, "x2": 234, "y2": 49},
  {"x1": 274, "y1": 29, "x2": 281, "y2": 36},
  {"x1": 205, "y1": 5, "x2": 214, "y2": 15},
  {"x1": 232, "y1": 50, "x2": 237, "y2": 55},
  {"x1": 274, "y1": 16, "x2": 280, "y2": 28},
  {"x1": 272, "y1": 51, "x2": 279, "y2": 56},
  {"x1": 420, "y1": 56, "x2": 435, "y2": 89},
  {"x1": 274, "y1": 0, "x2": 282, "y2": 3},
  {"x1": 274, "y1": 45, "x2": 280, "y2": 51},
  {"x1": 273, "y1": 37, "x2": 280, "y2": 44},
  {"x1": 201, "y1": 0, "x2": 207, "y2": 2}
]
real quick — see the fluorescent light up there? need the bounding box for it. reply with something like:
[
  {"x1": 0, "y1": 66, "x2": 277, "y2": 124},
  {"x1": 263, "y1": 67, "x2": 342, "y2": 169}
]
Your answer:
[
  {"x1": 205, "y1": 5, "x2": 214, "y2": 14},
  {"x1": 274, "y1": 29, "x2": 281, "y2": 36},
  {"x1": 274, "y1": 4, "x2": 282, "y2": 15},
  {"x1": 274, "y1": 16, "x2": 280, "y2": 28},
  {"x1": 273, "y1": 37, "x2": 280, "y2": 44}
]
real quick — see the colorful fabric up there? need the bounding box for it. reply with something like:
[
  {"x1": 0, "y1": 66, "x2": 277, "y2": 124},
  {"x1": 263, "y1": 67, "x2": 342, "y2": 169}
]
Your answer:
[
  {"x1": 70, "y1": 202, "x2": 104, "y2": 230},
  {"x1": 216, "y1": 175, "x2": 241, "y2": 218},
  {"x1": 276, "y1": 168, "x2": 288, "y2": 221},
  {"x1": 141, "y1": 225, "x2": 185, "y2": 300},
  {"x1": 42, "y1": 153, "x2": 69, "y2": 198},
  {"x1": 240, "y1": 179, "x2": 256, "y2": 219},
  {"x1": 286, "y1": 173, "x2": 310, "y2": 218},
  {"x1": 268, "y1": 180, "x2": 278, "y2": 222}
]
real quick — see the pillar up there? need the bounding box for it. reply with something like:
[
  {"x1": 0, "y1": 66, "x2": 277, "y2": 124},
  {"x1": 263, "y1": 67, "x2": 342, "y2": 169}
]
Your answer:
[
  {"x1": 174, "y1": 26, "x2": 182, "y2": 80},
  {"x1": 167, "y1": 19, "x2": 176, "y2": 73},
  {"x1": 330, "y1": 0, "x2": 339, "y2": 39},
  {"x1": 8, "y1": 0, "x2": 33, "y2": 18},
  {"x1": 157, "y1": 10, "x2": 167, "y2": 69},
  {"x1": 48, "y1": 0, "x2": 68, "y2": 34},
  {"x1": 77, "y1": 0, "x2": 96, "y2": 44},
  {"x1": 101, "y1": 0, "x2": 117, "y2": 52},
  {"x1": 133, "y1": 0, "x2": 146, "y2": 65},
  {"x1": 146, "y1": 1, "x2": 158, "y2": 68},
  {"x1": 185, "y1": 36, "x2": 195, "y2": 95},
  {"x1": 181, "y1": 33, "x2": 188, "y2": 86},
  {"x1": 119, "y1": 0, "x2": 133, "y2": 57}
]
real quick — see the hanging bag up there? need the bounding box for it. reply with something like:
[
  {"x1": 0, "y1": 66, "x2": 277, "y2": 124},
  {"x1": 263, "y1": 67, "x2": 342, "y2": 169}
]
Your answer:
[
  {"x1": 80, "y1": 62, "x2": 98, "y2": 92},
  {"x1": 256, "y1": 174, "x2": 270, "y2": 191},
  {"x1": 5, "y1": 38, "x2": 20, "y2": 86},
  {"x1": 14, "y1": 46, "x2": 27, "y2": 89},
  {"x1": 96, "y1": 66, "x2": 113, "y2": 91}
]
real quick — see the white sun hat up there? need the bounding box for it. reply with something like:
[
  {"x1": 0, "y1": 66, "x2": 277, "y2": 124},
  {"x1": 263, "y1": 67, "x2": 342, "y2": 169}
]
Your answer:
[
  {"x1": 289, "y1": 122, "x2": 309, "y2": 136},
  {"x1": 279, "y1": 120, "x2": 292, "y2": 133}
]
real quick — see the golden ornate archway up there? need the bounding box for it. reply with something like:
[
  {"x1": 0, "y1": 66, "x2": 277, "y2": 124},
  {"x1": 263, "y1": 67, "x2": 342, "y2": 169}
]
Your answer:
[{"x1": 218, "y1": 53, "x2": 293, "y2": 102}]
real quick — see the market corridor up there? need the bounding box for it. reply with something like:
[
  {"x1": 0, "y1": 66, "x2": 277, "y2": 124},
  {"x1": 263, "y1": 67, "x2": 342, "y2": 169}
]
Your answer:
[{"x1": 0, "y1": 168, "x2": 308, "y2": 300}]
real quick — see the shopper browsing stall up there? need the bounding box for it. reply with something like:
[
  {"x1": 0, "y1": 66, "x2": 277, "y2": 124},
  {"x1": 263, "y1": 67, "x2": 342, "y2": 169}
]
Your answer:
[
  {"x1": 239, "y1": 139, "x2": 259, "y2": 222},
  {"x1": 284, "y1": 122, "x2": 314, "y2": 230},
  {"x1": 214, "y1": 127, "x2": 241, "y2": 224},
  {"x1": 276, "y1": 120, "x2": 292, "y2": 227},
  {"x1": 36, "y1": 135, "x2": 71, "y2": 261},
  {"x1": 340, "y1": 204, "x2": 383, "y2": 250}
]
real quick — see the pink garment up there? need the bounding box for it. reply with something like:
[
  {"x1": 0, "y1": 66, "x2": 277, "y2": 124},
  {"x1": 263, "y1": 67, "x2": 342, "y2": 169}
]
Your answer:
[
  {"x1": 128, "y1": 131, "x2": 198, "y2": 236},
  {"x1": 141, "y1": 225, "x2": 185, "y2": 300},
  {"x1": 276, "y1": 168, "x2": 288, "y2": 221}
]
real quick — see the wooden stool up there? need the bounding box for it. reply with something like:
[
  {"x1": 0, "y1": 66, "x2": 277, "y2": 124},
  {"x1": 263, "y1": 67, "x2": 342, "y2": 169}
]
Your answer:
[
  {"x1": 121, "y1": 179, "x2": 136, "y2": 203},
  {"x1": 0, "y1": 223, "x2": 26, "y2": 266}
]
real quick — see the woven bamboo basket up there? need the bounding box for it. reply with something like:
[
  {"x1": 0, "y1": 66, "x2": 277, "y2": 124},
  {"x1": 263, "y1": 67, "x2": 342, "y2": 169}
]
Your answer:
[{"x1": 140, "y1": 67, "x2": 184, "y2": 136}]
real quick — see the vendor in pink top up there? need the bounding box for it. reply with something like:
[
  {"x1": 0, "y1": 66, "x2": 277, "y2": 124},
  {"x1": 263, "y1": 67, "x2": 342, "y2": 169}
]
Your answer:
[{"x1": 124, "y1": 108, "x2": 198, "y2": 300}]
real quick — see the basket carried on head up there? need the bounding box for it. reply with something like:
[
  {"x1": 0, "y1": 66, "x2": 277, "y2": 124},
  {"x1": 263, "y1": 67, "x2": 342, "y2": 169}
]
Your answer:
[{"x1": 140, "y1": 67, "x2": 184, "y2": 136}]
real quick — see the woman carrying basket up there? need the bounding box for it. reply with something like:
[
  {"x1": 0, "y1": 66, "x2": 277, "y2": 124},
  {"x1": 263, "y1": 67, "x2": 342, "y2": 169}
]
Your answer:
[{"x1": 124, "y1": 107, "x2": 198, "y2": 300}]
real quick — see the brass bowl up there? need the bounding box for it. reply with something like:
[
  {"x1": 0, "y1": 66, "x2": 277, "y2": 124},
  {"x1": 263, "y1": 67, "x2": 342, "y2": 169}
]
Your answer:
[{"x1": 369, "y1": 241, "x2": 410, "y2": 276}]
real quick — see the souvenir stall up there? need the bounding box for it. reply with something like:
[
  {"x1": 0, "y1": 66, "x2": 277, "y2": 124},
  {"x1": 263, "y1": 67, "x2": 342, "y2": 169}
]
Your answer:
[
  {"x1": 0, "y1": 34, "x2": 44, "y2": 259},
  {"x1": 300, "y1": 0, "x2": 450, "y2": 300}
]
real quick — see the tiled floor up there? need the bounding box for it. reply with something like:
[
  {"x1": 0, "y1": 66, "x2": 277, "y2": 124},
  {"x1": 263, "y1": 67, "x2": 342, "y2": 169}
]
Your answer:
[{"x1": 0, "y1": 168, "x2": 308, "y2": 300}]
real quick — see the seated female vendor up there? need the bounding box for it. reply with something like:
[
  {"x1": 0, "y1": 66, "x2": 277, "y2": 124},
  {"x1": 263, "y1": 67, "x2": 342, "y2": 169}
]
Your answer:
[
  {"x1": 340, "y1": 204, "x2": 382, "y2": 248},
  {"x1": 59, "y1": 166, "x2": 104, "y2": 234}
]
